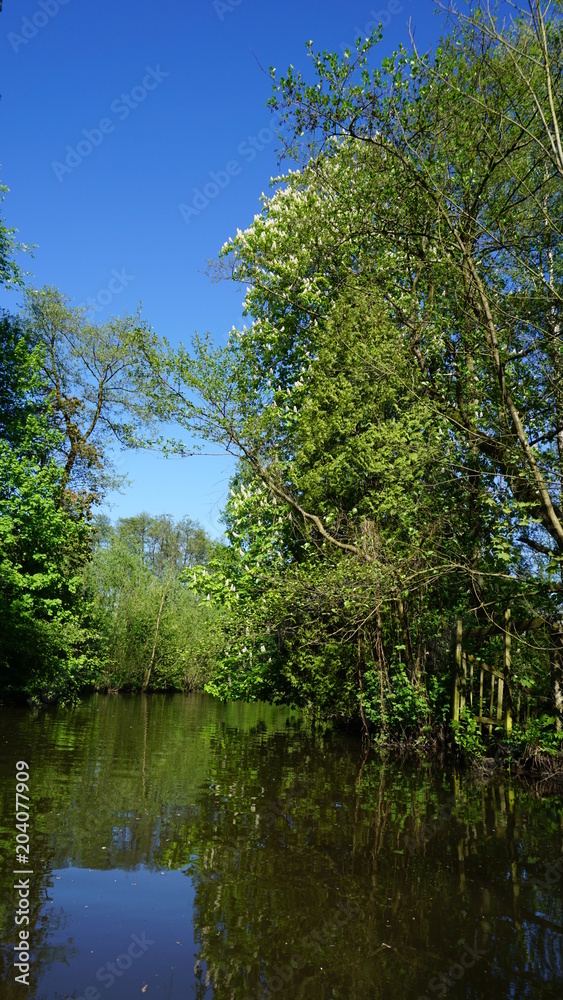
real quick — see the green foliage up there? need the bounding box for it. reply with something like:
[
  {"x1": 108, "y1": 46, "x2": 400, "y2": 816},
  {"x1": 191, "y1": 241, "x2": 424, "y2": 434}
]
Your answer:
[
  {"x1": 0, "y1": 185, "x2": 219, "y2": 705},
  {"x1": 4, "y1": 8, "x2": 563, "y2": 755},
  {"x1": 451, "y1": 712, "x2": 487, "y2": 762},
  {"x1": 265, "y1": 7, "x2": 563, "y2": 607},
  {"x1": 85, "y1": 514, "x2": 220, "y2": 691},
  {"x1": 20, "y1": 286, "x2": 158, "y2": 501},
  {"x1": 361, "y1": 660, "x2": 431, "y2": 735},
  {"x1": 426, "y1": 670, "x2": 452, "y2": 726},
  {"x1": 385, "y1": 663, "x2": 431, "y2": 733},
  {"x1": 156, "y1": 3, "x2": 563, "y2": 743},
  {"x1": 0, "y1": 313, "x2": 99, "y2": 703},
  {"x1": 507, "y1": 715, "x2": 563, "y2": 756},
  {"x1": 0, "y1": 180, "x2": 30, "y2": 287}
]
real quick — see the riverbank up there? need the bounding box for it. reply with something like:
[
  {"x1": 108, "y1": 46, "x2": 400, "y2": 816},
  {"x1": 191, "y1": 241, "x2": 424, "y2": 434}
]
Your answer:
[
  {"x1": 12, "y1": 685, "x2": 563, "y2": 795},
  {"x1": 362, "y1": 725, "x2": 563, "y2": 793}
]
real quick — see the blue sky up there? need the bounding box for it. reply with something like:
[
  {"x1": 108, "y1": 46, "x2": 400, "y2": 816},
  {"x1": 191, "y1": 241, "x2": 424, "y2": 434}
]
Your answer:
[{"x1": 1, "y1": 0, "x2": 442, "y2": 537}]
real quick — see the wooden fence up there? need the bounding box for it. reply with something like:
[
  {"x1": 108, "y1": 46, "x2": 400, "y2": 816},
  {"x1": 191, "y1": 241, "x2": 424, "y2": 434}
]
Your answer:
[{"x1": 452, "y1": 610, "x2": 548, "y2": 735}]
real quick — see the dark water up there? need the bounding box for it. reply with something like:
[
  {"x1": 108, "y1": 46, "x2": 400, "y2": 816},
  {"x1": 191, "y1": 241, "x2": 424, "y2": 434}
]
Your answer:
[{"x1": 0, "y1": 694, "x2": 562, "y2": 999}]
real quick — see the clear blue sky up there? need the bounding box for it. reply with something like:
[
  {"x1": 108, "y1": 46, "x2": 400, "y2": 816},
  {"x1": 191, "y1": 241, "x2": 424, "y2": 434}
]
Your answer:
[{"x1": 1, "y1": 0, "x2": 442, "y2": 537}]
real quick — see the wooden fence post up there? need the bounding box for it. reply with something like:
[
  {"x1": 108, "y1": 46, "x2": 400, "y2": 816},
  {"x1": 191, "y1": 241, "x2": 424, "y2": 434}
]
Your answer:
[
  {"x1": 461, "y1": 650, "x2": 467, "y2": 715},
  {"x1": 504, "y1": 608, "x2": 512, "y2": 735},
  {"x1": 453, "y1": 619, "x2": 462, "y2": 722},
  {"x1": 497, "y1": 670, "x2": 504, "y2": 726}
]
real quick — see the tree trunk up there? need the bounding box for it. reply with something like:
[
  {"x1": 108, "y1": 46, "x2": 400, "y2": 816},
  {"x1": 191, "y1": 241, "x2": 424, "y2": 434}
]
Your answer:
[{"x1": 142, "y1": 578, "x2": 171, "y2": 692}]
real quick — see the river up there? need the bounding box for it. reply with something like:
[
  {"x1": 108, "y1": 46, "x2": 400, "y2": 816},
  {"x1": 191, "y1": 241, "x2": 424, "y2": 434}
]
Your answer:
[{"x1": 0, "y1": 693, "x2": 562, "y2": 998}]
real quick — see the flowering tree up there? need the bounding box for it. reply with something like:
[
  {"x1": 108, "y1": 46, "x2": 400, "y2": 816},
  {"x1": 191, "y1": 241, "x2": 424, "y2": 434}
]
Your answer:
[{"x1": 139, "y1": 2, "x2": 563, "y2": 731}]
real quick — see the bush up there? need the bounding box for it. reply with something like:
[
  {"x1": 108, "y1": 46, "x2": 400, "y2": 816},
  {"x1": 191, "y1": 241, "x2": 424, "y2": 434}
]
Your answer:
[{"x1": 451, "y1": 712, "x2": 486, "y2": 761}]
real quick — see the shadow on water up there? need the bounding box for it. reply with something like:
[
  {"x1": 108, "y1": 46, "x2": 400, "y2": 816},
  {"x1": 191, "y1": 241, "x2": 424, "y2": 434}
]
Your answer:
[{"x1": 0, "y1": 693, "x2": 561, "y2": 998}]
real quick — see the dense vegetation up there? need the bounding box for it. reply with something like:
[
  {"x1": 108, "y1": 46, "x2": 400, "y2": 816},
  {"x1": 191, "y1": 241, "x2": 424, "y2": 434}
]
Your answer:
[
  {"x1": 1, "y1": 3, "x2": 562, "y2": 758},
  {"x1": 85, "y1": 514, "x2": 220, "y2": 693}
]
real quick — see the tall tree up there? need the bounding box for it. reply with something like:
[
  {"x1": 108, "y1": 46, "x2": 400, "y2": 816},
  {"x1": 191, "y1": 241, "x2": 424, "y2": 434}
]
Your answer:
[
  {"x1": 22, "y1": 286, "x2": 156, "y2": 505},
  {"x1": 136, "y1": 2, "x2": 563, "y2": 729},
  {"x1": 0, "y1": 312, "x2": 97, "y2": 702},
  {"x1": 264, "y1": 0, "x2": 563, "y2": 722},
  {"x1": 266, "y1": 3, "x2": 563, "y2": 566}
]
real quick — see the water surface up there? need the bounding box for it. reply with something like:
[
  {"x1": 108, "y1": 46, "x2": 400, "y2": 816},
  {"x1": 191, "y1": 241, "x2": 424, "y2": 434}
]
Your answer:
[{"x1": 0, "y1": 693, "x2": 562, "y2": 998}]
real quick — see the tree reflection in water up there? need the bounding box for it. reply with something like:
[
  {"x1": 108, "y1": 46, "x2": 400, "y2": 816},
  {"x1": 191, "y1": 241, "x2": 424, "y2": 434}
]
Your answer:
[{"x1": 0, "y1": 694, "x2": 561, "y2": 999}]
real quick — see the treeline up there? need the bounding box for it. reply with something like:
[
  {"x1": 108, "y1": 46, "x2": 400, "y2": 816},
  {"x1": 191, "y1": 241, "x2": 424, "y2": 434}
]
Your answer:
[
  {"x1": 86, "y1": 514, "x2": 220, "y2": 693},
  {"x1": 2, "y1": 3, "x2": 563, "y2": 754}
]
